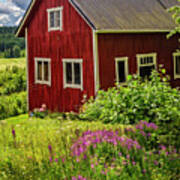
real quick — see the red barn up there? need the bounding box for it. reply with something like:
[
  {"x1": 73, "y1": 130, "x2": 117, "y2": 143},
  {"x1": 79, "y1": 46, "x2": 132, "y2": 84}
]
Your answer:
[{"x1": 16, "y1": 0, "x2": 180, "y2": 112}]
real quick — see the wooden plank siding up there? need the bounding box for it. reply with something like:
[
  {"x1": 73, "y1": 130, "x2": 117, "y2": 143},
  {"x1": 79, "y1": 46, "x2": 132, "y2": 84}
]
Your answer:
[
  {"x1": 97, "y1": 33, "x2": 180, "y2": 90},
  {"x1": 27, "y1": 0, "x2": 95, "y2": 112}
]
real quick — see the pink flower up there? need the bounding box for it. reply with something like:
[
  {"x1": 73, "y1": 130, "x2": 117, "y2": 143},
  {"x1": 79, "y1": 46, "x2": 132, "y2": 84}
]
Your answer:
[
  {"x1": 132, "y1": 161, "x2": 136, "y2": 165},
  {"x1": 91, "y1": 164, "x2": 94, "y2": 169},
  {"x1": 39, "y1": 107, "x2": 44, "y2": 112}
]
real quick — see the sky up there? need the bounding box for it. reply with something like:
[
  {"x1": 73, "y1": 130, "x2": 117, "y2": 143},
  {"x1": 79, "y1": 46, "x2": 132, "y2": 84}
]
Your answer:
[{"x1": 0, "y1": 0, "x2": 31, "y2": 27}]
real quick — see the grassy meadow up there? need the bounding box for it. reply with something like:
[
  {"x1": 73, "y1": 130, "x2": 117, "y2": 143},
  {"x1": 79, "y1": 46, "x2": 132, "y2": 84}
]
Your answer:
[{"x1": 0, "y1": 57, "x2": 26, "y2": 70}]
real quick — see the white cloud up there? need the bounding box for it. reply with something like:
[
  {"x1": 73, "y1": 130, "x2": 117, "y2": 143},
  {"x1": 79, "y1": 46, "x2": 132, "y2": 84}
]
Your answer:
[{"x1": 0, "y1": 0, "x2": 30, "y2": 26}]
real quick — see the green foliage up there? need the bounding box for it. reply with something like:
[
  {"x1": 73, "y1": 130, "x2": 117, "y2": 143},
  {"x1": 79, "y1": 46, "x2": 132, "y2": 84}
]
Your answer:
[
  {"x1": 0, "y1": 27, "x2": 25, "y2": 58},
  {"x1": 0, "y1": 66, "x2": 26, "y2": 95},
  {"x1": 13, "y1": 45, "x2": 21, "y2": 58},
  {"x1": 80, "y1": 70, "x2": 180, "y2": 147},
  {"x1": 0, "y1": 66, "x2": 27, "y2": 120},
  {"x1": 168, "y1": 0, "x2": 180, "y2": 38},
  {"x1": 0, "y1": 92, "x2": 27, "y2": 120}
]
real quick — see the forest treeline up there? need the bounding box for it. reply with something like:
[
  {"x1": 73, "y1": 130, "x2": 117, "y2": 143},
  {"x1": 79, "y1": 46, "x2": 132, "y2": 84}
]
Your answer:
[{"x1": 0, "y1": 27, "x2": 25, "y2": 58}]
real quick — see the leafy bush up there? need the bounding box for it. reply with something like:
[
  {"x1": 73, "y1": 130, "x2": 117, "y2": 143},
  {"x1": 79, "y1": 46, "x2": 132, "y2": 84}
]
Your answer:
[
  {"x1": 0, "y1": 92, "x2": 27, "y2": 120},
  {"x1": 0, "y1": 66, "x2": 26, "y2": 95},
  {"x1": 80, "y1": 70, "x2": 180, "y2": 147}
]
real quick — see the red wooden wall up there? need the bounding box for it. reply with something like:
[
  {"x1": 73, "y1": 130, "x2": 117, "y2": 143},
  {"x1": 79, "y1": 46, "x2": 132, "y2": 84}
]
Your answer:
[
  {"x1": 98, "y1": 33, "x2": 180, "y2": 90},
  {"x1": 27, "y1": 0, "x2": 95, "y2": 112}
]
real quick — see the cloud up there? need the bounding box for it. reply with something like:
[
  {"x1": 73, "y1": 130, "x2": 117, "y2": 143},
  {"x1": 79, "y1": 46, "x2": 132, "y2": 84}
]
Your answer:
[
  {"x1": 12, "y1": 0, "x2": 31, "y2": 9},
  {"x1": 0, "y1": 0, "x2": 31, "y2": 26}
]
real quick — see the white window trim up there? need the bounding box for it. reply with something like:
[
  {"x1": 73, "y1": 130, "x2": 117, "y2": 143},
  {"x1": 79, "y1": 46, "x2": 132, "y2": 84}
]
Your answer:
[
  {"x1": 136, "y1": 53, "x2": 157, "y2": 76},
  {"x1": 63, "y1": 59, "x2": 83, "y2": 90},
  {"x1": 35, "y1": 57, "x2": 51, "y2": 86},
  {"x1": 47, "y1": 6, "x2": 63, "y2": 32},
  {"x1": 115, "y1": 57, "x2": 129, "y2": 84},
  {"x1": 173, "y1": 52, "x2": 180, "y2": 79}
]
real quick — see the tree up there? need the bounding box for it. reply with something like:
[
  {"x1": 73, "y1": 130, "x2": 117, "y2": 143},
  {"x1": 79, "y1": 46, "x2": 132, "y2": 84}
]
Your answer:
[
  {"x1": 13, "y1": 45, "x2": 21, "y2": 58},
  {"x1": 168, "y1": 0, "x2": 180, "y2": 38}
]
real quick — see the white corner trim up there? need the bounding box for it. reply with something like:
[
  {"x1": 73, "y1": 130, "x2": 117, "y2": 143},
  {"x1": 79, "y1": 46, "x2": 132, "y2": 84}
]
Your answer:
[
  {"x1": 47, "y1": 6, "x2": 63, "y2": 32},
  {"x1": 136, "y1": 53, "x2": 157, "y2": 76},
  {"x1": 115, "y1": 57, "x2": 129, "y2": 83},
  {"x1": 62, "y1": 58, "x2": 83, "y2": 91},
  {"x1": 34, "y1": 57, "x2": 51, "y2": 86},
  {"x1": 25, "y1": 28, "x2": 29, "y2": 111},
  {"x1": 173, "y1": 52, "x2": 180, "y2": 79},
  {"x1": 16, "y1": 0, "x2": 36, "y2": 37},
  {"x1": 93, "y1": 30, "x2": 100, "y2": 94}
]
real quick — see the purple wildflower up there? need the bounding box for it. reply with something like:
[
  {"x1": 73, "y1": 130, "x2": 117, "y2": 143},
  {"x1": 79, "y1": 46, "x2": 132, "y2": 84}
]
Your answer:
[
  {"x1": 132, "y1": 161, "x2": 136, "y2": 165},
  {"x1": 154, "y1": 160, "x2": 159, "y2": 166},
  {"x1": 119, "y1": 152, "x2": 122, "y2": 156},
  {"x1": 142, "y1": 169, "x2": 146, "y2": 174},
  {"x1": 12, "y1": 129, "x2": 16, "y2": 138},
  {"x1": 48, "y1": 145, "x2": 52, "y2": 153},
  {"x1": 49, "y1": 157, "x2": 53, "y2": 163}
]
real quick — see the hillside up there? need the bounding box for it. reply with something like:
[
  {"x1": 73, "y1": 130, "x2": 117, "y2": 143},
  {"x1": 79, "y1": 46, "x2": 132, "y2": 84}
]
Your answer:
[{"x1": 0, "y1": 27, "x2": 25, "y2": 58}]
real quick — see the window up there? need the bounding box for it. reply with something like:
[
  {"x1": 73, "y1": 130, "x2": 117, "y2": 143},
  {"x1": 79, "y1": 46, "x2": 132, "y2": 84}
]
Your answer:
[
  {"x1": 173, "y1": 52, "x2": 180, "y2": 79},
  {"x1": 35, "y1": 58, "x2": 51, "y2": 85},
  {"x1": 115, "y1": 57, "x2": 128, "y2": 83},
  {"x1": 47, "y1": 7, "x2": 63, "y2": 32},
  {"x1": 137, "y1": 53, "x2": 157, "y2": 78},
  {"x1": 63, "y1": 59, "x2": 83, "y2": 90}
]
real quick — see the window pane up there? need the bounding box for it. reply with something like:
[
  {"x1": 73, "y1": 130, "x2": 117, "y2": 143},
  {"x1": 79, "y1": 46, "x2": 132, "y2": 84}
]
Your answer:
[
  {"x1": 66, "y1": 63, "x2": 72, "y2": 84},
  {"x1": 118, "y1": 61, "x2": 125, "y2": 83},
  {"x1": 176, "y1": 56, "x2": 180, "y2": 75},
  {"x1": 74, "y1": 63, "x2": 81, "y2": 85},
  {"x1": 37, "y1": 61, "x2": 43, "y2": 80},
  {"x1": 44, "y1": 62, "x2": 49, "y2": 81},
  {"x1": 50, "y1": 12, "x2": 54, "y2": 28},
  {"x1": 140, "y1": 65, "x2": 155, "y2": 79},
  {"x1": 55, "y1": 11, "x2": 60, "y2": 27}
]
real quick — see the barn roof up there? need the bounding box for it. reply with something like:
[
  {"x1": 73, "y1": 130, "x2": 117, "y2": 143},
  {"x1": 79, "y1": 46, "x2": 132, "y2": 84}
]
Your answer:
[
  {"x1": 16, "y1": 0, "x2": 179, "y2": 37},
  {"x1": 70, "y1": 0, "x2": 178, "y2": 32},
  {"x1": 159, "y1": 0, "x2": 179, "y2": 8}
]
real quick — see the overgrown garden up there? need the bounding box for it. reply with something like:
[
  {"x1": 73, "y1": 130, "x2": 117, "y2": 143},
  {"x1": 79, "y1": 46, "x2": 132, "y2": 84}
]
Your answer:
[{"x1": 0, "y1": 68, "x2": 179, "y2": 180}]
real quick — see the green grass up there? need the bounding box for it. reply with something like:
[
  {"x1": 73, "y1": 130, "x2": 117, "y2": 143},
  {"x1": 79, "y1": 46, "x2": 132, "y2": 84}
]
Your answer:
[
  {"x1": 5, "y1": 114, "x2": 29, "y2": 125},
  {"x1": 0, "y1": 57, "x2": 26, "y2": 70},
  {"x1": 0, "y1": 115, "x2": 127, "y2": 179}
]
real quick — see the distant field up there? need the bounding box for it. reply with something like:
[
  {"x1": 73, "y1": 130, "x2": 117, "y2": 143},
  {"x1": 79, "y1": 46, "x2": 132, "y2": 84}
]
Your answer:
[{"x1": 0, "y1": 57, "x2": 26, "y2": 70}]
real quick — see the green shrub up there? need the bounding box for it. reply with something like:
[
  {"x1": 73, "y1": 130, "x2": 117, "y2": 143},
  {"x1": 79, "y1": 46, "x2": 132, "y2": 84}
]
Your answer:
[
  {"x1": 0, "y1": 92, "x2": 27, "y2": 120},
  {"x1": 0, "y1": 66, "x2": 26, "y2": 95},
  {"x1": 80, "y1": 70, "x2": 180, "y2": 147}
]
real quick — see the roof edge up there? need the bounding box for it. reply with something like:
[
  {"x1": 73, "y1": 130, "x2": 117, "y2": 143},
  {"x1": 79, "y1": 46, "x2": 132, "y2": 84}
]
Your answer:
[
  {"x1": 95, "y1": 29, "x2": 172, "y2": 33},
  {"x1": 15, "y1": 0, "x2": 36, "y2": 37},
  {"x1": 69, "y1": 0, "x2": 96, "y2": 30}
]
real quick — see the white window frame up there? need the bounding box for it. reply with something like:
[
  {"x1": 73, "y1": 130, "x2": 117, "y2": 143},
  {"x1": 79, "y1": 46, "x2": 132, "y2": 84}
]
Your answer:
[
  {"x1": 115, "y1": 57, "x2": 129, "y2": 84},
  {"x1": 136, "y1": 53, "x2": 157, "y2": 76},
  {"x1": 47, "y1": 6, "x2": 63, "y2": 32},
  {"x1": 173, "y1": 52, "x2": 180, "y2": 79},
  {"x1": 35, "y1": 58, "x2": 51, "y2": 86},
  {"x1": 63, "y1": 59, "x2": 83, "y2": 90}
]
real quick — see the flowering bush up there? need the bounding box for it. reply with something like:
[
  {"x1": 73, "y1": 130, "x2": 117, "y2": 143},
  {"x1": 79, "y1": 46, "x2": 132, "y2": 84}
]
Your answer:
[
  {"x1": 80, "y1": 70, "x2": 180, "y2": 147},
  {"x1": 31, "y1": 104, "x2": 48, "y2": 118},
  {"x1": 69, "y1": 121, "x2": 179, "y2": 179}
]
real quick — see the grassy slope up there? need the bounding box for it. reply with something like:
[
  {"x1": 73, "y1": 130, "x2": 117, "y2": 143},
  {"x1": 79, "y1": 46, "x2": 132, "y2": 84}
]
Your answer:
[{"x1": 0, "y1": 57, "x2": 26, "y2": 70}]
